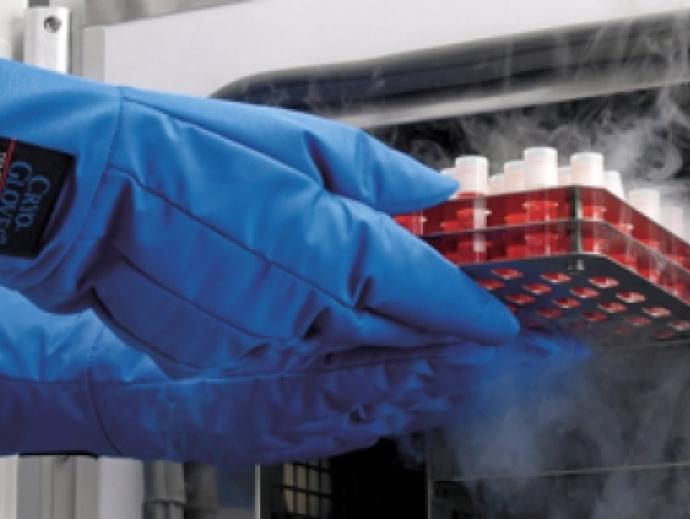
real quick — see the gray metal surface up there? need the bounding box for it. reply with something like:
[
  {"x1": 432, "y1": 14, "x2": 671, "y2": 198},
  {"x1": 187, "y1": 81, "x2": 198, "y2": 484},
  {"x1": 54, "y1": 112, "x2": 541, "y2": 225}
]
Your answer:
[
  {"x1": 0, "y1": 457, "x2": 18, "y2": 519},
  {"x1": 336, "y1": 71, "x2": 690, "y2": 129},
  {"x1": 23, "y1": 6, "x2": 70, "y2": 72},
  {"x1": 17, "y1": 456, "x2": 100, "y2": 519}
]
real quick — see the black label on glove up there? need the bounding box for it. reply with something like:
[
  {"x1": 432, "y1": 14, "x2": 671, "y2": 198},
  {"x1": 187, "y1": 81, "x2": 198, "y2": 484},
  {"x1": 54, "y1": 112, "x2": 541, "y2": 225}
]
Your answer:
[{"x1": 0, "y1": 138, "x2": 71, "y2": 258}]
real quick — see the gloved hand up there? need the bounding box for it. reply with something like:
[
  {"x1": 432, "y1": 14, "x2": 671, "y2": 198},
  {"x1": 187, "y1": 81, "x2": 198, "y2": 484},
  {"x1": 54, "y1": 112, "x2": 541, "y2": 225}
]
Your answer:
[
  {"x1": 0, "y1": 59, "x2": 517, "y2": 373},
  {"x1": 0, "y1": 286, "x2": 586, "y2": 464}
]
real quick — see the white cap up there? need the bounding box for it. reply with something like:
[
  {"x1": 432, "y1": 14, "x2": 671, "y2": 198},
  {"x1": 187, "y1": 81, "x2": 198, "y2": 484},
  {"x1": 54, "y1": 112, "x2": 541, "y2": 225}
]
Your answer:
[
  {"x1": 488, "y1": 174, "x2": 505, "y2": 195},
  {"x1": 558, "y1": 166, "x2": 572, "y2": 186},
  {"x1": 524, "y1": 147, "x2": 558, "y2": 188},
  {"x1": 604, "y1": 171, "x2": 625, "y2": 199},
  {"x1": 570, "y1": 152, "x2": 605, "y2": 187},
  {"x1": 661, "y1": 205, "x2": 684, "y2": 236},
  {"x1": 628, "y1": 188, "x2": 661, "y2": 222},
  {"x1": 0, "y1": 39, "x2": 10, "y2": 60},
  {"x1": 503, "y1": 160, "x2": 525, "y2": 192},
  {"x1": 454, "y1": 155, "x2": 489, "y2": 195}
]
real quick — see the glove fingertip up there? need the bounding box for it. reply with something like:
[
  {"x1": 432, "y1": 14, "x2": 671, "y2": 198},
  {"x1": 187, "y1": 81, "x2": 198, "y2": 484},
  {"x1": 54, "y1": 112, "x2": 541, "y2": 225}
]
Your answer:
[
  {"x1": 416, "y1": 171, "x2": 459, "y2": 206},
  {"x1": 386, "y1": 168, "x2": 458, "y2": 215},
  {"x1": 479, "y1": 305, "x2": 521, "y2": 345}
]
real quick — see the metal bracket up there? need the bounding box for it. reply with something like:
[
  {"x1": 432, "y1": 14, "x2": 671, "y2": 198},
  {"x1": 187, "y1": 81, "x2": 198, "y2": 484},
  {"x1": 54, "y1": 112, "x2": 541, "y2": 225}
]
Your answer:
[{"x1": 24, "y1": 6, "x2": 70, "y2": 72}]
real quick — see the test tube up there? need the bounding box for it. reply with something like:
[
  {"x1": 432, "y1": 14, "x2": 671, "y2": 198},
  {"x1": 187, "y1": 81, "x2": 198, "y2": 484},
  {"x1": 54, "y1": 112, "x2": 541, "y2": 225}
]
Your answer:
[
  {"x1": 524, "y1": 147, "x2": 559, "y2": 189},
  {"x1": 488, "y1": 173, "x2": 505, "y2": 245},
  {"x1": 603, "y1": 170, "x2": 633, "y2": 237},
  {"x1": 489, "y1": 173, "x2": 505, "y2": 195},
  {"x1": 661, "y1": 205, "x2": 685, "y2": 292},
  {"x1": 571, "y1": 152, "x2": 605, "y2": 187},
  {"x1": 605, "y1": 183, "x2": 641, "y2": 271},
  {"x1": 570, "y1": 154, "x2": 608, "y2": 255},
  {"x1": 440, "y1": 158, "x2": 489, "y2": 232},
  {"x1": 501, "y1": 160, "x2": 528, "y2": 258},
  {"x1": 523, "y1": 147, "x2": 559, "y2": 220},
  {"x1": 572, "y1": 154, "x2": 607, "y2": 257},
  {"x1": 558, "y1": 165, "x2": 582, "y2": 251},
  {"x1": 605, "y1": 171, "x2": 625, "y2": 200},
  {"x1": 571, "y1": 152, "x2": 607, "y2": 224},
  {"x1": 503, "y1": 161, "x2": 526, "y2": 225},
  {"x1": 454, "y1": 156, "x2": 489, "y2": 197},
  {"x1": 503, "y1": 160, "x2": 526, "y2": 193},
  {"x1": 451, "y1": 156, "x2": 489, "y2": 263},
  {"x1": 628, "y1": 188, "x2": 662, "y2": 282},
  {"x1": 523, "y1": 147, "x2": 563, "y2": 256},
  {"x1": 558, "y1": 166, "x2": 572, "y2": 186},
  {"x1": 571, "y1": 154, "x2": 609, "y2": 254}
]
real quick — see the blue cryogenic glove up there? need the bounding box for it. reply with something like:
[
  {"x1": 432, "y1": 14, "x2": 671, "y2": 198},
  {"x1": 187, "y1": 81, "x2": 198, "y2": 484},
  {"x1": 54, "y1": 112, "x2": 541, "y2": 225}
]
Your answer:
[
  {"x1": 0, "y1": 286, "x2": 586, "y2": 464},
  {"x1": 0, "y1": 59, "x2": 517, "y2": 373}
]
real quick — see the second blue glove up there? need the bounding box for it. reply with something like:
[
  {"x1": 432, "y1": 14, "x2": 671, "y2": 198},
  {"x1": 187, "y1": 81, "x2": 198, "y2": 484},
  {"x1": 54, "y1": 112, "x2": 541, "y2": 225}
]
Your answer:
[{"x1": 0, "y1": 287, "x2": 584, "y2": 465}]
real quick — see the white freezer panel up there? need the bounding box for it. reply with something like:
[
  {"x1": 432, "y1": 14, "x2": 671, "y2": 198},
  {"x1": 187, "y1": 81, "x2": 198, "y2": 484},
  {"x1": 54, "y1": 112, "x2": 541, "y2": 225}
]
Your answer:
[{"x1": 83, "y1": 0, "x2": 690, "y2": 96}]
